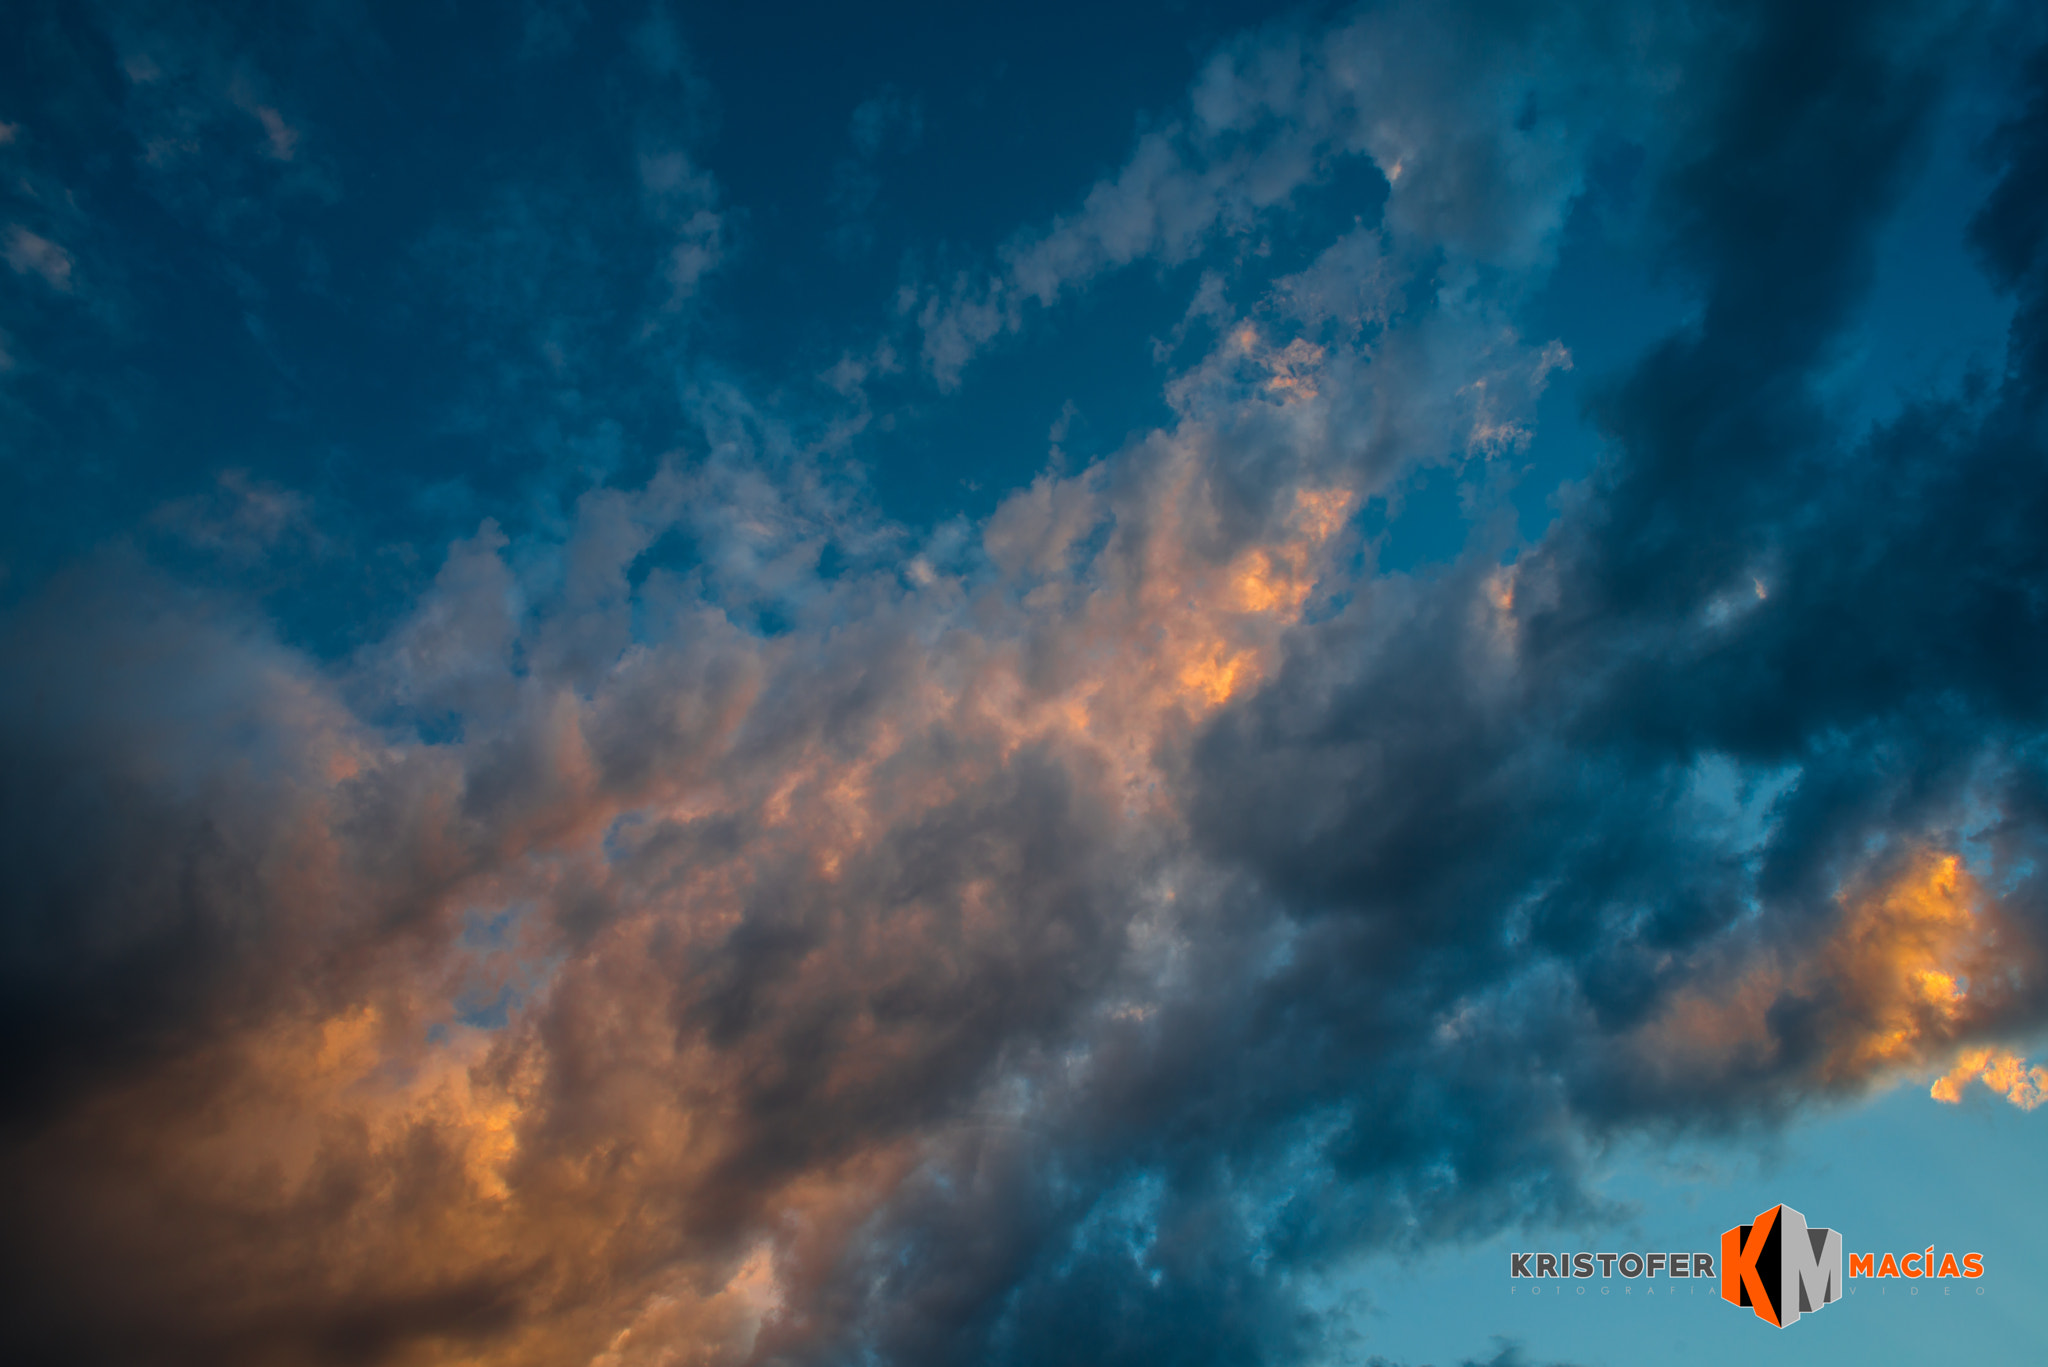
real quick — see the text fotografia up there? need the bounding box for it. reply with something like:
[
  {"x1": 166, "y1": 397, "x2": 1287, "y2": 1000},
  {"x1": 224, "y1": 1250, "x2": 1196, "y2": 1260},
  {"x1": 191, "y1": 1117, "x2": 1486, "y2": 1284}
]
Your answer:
[{"x1": 1510, "y1": 1251, "x2": 1713, "y2": 1281}]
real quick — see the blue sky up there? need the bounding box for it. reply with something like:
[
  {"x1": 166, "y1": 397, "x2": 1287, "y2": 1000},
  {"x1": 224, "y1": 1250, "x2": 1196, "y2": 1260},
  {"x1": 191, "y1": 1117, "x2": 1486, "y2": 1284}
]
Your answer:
[{"x1": 3, "y1": 2, "x2": 2047, "y2": 1365}]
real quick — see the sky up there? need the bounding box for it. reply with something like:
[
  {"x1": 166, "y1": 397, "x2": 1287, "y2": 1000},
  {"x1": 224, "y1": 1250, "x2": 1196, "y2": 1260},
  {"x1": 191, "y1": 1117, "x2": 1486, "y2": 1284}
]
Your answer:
[{"x1": 2, "y1": 1, "x2": 2047, "y2": 1364}]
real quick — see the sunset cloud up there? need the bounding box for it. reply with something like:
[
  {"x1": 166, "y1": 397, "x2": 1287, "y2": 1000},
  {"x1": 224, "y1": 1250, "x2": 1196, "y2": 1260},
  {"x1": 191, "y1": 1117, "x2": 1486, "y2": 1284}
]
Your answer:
[{"x1": 2, "y1": 2, "x2": 2046, "y2": 1365}]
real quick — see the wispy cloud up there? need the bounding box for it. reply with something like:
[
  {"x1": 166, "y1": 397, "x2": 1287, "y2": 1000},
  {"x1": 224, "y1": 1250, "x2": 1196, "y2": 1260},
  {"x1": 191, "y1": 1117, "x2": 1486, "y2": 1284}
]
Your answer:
[
  {"x1": 3, "y1": 225, "x2": 73, "y2": 292},
  {"x1": 907, "y1": 0, "x2": 1668, "y2": 388}
]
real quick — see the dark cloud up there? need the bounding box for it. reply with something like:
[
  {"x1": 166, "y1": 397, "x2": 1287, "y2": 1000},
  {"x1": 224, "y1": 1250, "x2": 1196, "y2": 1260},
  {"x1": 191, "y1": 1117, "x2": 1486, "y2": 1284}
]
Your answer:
[{"x1": 1196, "y1": 0, "x2": 2048, "y2": 1132}]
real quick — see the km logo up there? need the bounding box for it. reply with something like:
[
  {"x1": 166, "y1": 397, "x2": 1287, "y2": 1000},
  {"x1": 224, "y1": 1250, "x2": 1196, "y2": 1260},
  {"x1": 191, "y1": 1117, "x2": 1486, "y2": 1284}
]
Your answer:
[{"x1": 1721, "y1": 1204, "x2": 1842, "y2": 1328}]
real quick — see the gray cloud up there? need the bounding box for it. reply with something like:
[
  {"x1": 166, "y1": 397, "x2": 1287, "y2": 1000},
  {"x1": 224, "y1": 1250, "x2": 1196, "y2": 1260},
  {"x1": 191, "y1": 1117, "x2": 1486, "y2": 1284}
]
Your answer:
[{"x1": 908, "y1": 0, "x2": 1692, "y2": 388}]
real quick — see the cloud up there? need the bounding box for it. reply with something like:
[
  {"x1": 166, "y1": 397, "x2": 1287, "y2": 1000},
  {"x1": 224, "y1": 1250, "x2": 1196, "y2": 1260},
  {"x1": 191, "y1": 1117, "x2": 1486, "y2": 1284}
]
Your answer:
[
  {"x1": 107, "y1": 4, "x2": 340, "y2": 226},
  {"x1": 1931, "y1": 1047, "x2": 2048, "y2": 1108},
  {"x1": 829, "y1": 87, "x2": 922, "y2": 257},
  {"x1": 249, "y1": 102, "x2": 299, "y2": 161},
  {"x1": 640, "y1": 150, "x2": 727, "y2": 305},
  {"x1": 908, "y1": 0, "x2": 1685, "y2": 387},
  {"x1": 147, "y1": 469, "x2": 321, "y2": 563},
  {"x1": 3, "y1": 2, "x2": 2048, "y2": 1366},
  {"x1": 4, "y1": 225, "x2": 74, "y2": 292},
  {"x1": 1369, "y1": 1347, "x2": 1584, "y2": 1367},
  {"x1": 849, "y1": 87, "x2": 922, "y2": 161}
]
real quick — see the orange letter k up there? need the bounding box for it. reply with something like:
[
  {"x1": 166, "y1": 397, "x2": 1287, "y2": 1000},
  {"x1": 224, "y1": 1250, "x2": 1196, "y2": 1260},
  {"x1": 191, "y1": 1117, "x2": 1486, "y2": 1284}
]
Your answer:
[{"x1": 1722, "y1": 1205, "x2": 1782, "y2": 1326}]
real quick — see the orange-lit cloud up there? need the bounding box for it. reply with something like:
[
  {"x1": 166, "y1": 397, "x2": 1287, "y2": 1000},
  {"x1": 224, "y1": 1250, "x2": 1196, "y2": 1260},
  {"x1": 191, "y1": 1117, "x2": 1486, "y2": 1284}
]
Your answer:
[
  {"x1": 1626, "y1": 850, "x2": 2043, "y2": 1107},
  {"x1": 1931, "y1": 1049, "x2": 2048, "y2": 1110},
  {"x1": 0, "y1": 411, "x2": 1372, "y2": 1365}
]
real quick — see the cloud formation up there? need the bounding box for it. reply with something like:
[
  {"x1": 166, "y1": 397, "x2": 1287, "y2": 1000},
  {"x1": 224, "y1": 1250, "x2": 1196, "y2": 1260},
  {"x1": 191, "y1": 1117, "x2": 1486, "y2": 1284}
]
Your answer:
[
  {"x1": 3, "y1": 2, "x2": 2047, "y2": 1366},
  {"x1": 907, "y1": 0, "x2": 1683, "y2": 388},
  {"x1": 3, "y1": 226, "x2": 74, "y2": 292}
]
